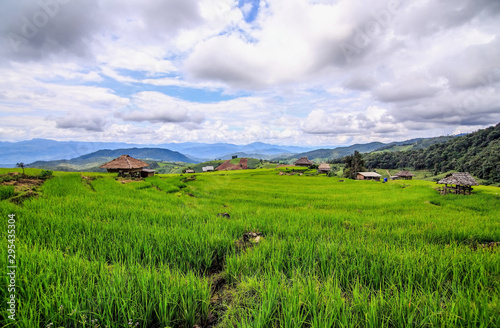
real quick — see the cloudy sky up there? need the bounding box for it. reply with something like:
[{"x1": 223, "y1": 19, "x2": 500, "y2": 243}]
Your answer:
[{"x1": 0, "y1": 0, "x2": 499, "y2": 146}]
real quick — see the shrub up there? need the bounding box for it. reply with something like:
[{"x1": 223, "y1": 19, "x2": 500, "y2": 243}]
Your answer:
[
  {"x1": 39, "y1": 170, "x2": 54, "y2": 180},
  {"x1": 327, "y1": 170, "x2": 337, "y2": 177}
]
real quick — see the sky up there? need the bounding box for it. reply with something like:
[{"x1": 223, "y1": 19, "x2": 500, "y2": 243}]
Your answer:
[{"x1": 0, "y1": 0, "x2": 499, "y2": 147}]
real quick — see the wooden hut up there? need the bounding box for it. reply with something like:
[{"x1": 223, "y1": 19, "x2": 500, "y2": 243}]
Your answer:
[
  {"x1": 294, "y1": 156, "x2": 313, "y2": 167},
  {"x1": 437, "y1": 172, "x2": 478, "y2": 195},
  {"x1": 202, "y1": 166, "x2": 214, "y2": 172},
  {"x1": 185, "y1": 169, "x2": 195, "y2": 174},
  {"x1": 356, "y1": 172, "x2": 382, "y2": 181},
  {"x1": 100, "y1": 155, "x2": 149, "y2": 177},
  {"x1": 318, "y1": 163, "x2": 331, "y2": 174},
  {"x1": 394, "y1": 170, "x2": 415, "y2": 180},
  {"x1": 140, "y1": 169, "x2": 155, "y2": 178}
]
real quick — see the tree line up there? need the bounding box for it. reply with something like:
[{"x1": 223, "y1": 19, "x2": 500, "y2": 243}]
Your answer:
[{"x1": 363, "y1": 123, "x2": 500, "y2": 184}]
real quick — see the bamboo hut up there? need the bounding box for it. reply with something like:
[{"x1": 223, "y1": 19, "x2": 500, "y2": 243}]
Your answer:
[
  {"x1": 318, "y1": 163, "x2": 331, "y2": 173},
  {"x1": 202, "y1": 166, "x2": 214, "y2": 172},
  {"x1": 356, "y1": 172, "x2": 382, "y2": 181},
  {"x1": 394, "y1": 170, "x2": 415, "y2": 180},
  {"x1": 437, "y1": 172, "x2": 478, "y2": 195},
  {"x1": 294, "y1": 156, "x2": 313, "y2": 167},
  {"x1": 140, "y1": 169, "x2": 155, "y2": 178},
  {"x1": 100, "y1": 155, "x2": 150, "y2": 177}
]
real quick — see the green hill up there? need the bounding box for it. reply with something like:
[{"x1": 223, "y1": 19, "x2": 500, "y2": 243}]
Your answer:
[
  {"x1": 372, "y1": 135, "x2": 458, "y2": 153},
  {"x1": 364, "y1": 123, "x2": 500, "y2": 183},
  {"x1": 286, "y1": 135, "x2": 457, "y2": 163},
  {"x1": 288, "y1": 142, "x2": 385, "y2": 162}
]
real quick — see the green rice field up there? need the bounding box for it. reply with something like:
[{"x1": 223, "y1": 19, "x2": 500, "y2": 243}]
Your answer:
[{"x1": 1, "y1": 168, "x2": 499, "y2": 327}]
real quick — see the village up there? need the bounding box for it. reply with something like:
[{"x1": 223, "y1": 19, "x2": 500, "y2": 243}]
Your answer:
[{"x1": 99, "y1": 154, "x2": 480, "y2": 196}]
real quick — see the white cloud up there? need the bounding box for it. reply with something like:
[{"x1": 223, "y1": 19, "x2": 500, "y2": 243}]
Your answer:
[
  {"x1": 119, "y1": 92, "x2": 205, "y2": 124},
  {"x1": 0, "y1": 0, "x2": 499, "y2": 146},
  {"x1": 55, "y1": 114, "x2": 106, "y2": 132}
]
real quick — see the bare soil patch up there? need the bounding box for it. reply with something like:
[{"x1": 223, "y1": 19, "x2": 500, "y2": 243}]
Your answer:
[
  {"x1": 1, "y1": 175, "x2": 46, "y2": 204},
  {"x1": 2, "y1": 178, "x2": 44, "y2": 188},
  {"x1": 235, "y1": 231, "x2": 263, "y2": 251},
  {"x1": 472, "y1": 241, "x2": 500, "y2": 251},
  {"x1": 181, "y1": 176, "x2": 197, "y2": 183},
  {"x1": 216, "y1": 158, "x2": 249, "y2": 171},
  {"x1": 10, "y1": 191, "x2": 39, "y2": 204},
  {"x1": 207, "y1": 272, "x2": 231, "y2": 327},
  {"x1": 1, "y1": 176, "x2": 45, "y2": 195}
]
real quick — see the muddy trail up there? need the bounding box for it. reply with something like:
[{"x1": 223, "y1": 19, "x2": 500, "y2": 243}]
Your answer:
[{"x1": 200, "y1": 229, "x2": 264, "y2": 328}]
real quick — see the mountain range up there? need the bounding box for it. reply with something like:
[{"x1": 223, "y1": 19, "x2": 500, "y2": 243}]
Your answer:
[
  {"x1": 0, "y1": 139, "x2": 315, "y2": 165},
  {"x1": 287, "y1": 135, "x2": 459, "y2": 161},
  {"x1": 0, "y1": 134, "x2": 465, "y2": 170},
  {"x1": 29, "y1": 148, "x2": 194, "y2": 172}
]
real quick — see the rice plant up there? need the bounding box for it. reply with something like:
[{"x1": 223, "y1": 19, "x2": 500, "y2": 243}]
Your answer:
[{"x1": 0, "y1": 169, "x2": 498, "y2": 327}]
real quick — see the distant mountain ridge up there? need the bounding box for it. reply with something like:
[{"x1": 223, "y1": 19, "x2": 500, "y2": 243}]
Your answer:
[
  {"x1": 284, "y1": 135, "x2": 461, "y2": 162},
  {"x1": 288, "y1": 142, "x2": 385, "y2": 161},
  {"x1": 29, "y1": 148, "x2": 195, "y2": 172},
  {"x1": 0, "y1": 139, "x2": 315, "y2": 164},
  {"x1": 0, "y1": 133, "x2": 470, "y2": 167},
  {"x1": 163, "y1": 141, "x2": 312, "y2": 159},
  {"x1": 76, "y1": 148, "x2": 195, "y2": 163}
]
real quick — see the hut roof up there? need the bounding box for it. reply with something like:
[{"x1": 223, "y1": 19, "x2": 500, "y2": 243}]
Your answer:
[
  {"x1": 395, "y1": 170, "x2": 415, "y2": 177},
  {"x1": 99, "y1": 155, "x2": 149, "y2": 170},
  {"x1": 185, "y1": 169, "x2": 195, "y2": 173},
  {"x1": 318, "y1": 163, "x2": 331, "y2": 170},
  {"x1": 294, "y1": 156, "x2": 313, "y2": 165},
  {"x1": 438, "y1": 172, "x2": 478, "y2": 186},
  {"x1": 202, "y1": 166, "x2": 214, "y2": 172},
  {"x1": 357, "y1": 172, "x2": 382, "y2": 177}
]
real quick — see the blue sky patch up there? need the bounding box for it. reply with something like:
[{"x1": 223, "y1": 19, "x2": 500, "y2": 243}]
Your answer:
[{"x1": 238, "y1": 0, "x2": 260, "y2": 23}]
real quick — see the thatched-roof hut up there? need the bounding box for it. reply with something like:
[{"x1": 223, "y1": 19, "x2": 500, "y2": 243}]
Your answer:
[
  {"x1": 437, "y1": 172, "x2": 478, "y2": 195},
  {"x1": 394, "y1": 170, "x2": 415, "y2": 180},
  {"x1": 100, "y1": 155, "x2": 149, "y2": 176},
  {"x1": 318, "y1": 163, "x2": 331, "y2": 173},
  {"x1": 294, "y1": 156, "x2": 313, "y2": 167},
  {"x1": 356, "y1": 172, "x2": 382, "y2": 181}
]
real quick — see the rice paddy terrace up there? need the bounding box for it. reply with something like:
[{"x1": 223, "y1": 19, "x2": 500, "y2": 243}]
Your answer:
[{"x1": 1, "y1": 168, "x2": 499, "y2": 327}]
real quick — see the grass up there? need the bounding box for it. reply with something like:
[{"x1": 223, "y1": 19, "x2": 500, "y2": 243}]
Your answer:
[
  {"x1": 0, "y1": 185, "x2": 14, "y2": 200},
  {"x1": 0, "y1": 168, "x2": 499, "y2": 327}
]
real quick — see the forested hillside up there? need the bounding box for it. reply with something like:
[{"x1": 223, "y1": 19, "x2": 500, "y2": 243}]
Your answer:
[
  {"x1": 289, "y1": 142, "x2": 385, "y2": 161},
  {"x1": 373, "y1": 135, "x2": 458, "y2": 152},
  {"x1": 364, "y1": 123, "x2": 500, "y2": 183}
]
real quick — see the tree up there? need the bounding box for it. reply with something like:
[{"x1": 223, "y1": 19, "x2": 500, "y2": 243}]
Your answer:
[
  {"x1": 16, "y1": 162, "x2": 26, "y2": 176},
  {"x1": 343, "y1": 151, "x2": 366, "y2": 179}
]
